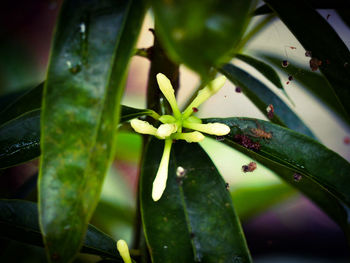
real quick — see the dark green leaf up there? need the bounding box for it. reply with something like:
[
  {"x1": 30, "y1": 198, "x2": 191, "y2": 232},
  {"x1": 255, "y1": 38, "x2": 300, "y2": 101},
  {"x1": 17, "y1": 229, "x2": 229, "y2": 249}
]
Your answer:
[
  {"x1": 38, "y1": 0, "x2": 146, "y2": 262},
  {"x1": 0, "y1": 83, "x2": 43, "y2": 127},
  {"x1": 0, "y1": 105, "x2": 150, "y2": 169},
  {"x1": 232, "y1": 183, "x2": 296, "y2": 220},
  {"x1": 141, "y1": 138, "x2": 251, "y2": 263},
  {"x1": 336, "y1": 9, "x2": 350, "y2": 29},
  {"x1": 236, "y1": 54, "x2": 293, "y2": 104},
  {"x1": 219, "y1": 63, "x2": 316, "y2": 139},
  {"x1": 120, "y1": 106, "x2": 158, "y2": 123},
  {"x1": 0, "y1": 88, "x2": 32, "y2": 110},
  {"x1": 151, "y1": 0, "x2": 256, "y2": 77},
  {"x1": 254, "y1": 1, "x2": 350, "y2": 15},
  {"x1": 236, "y1": 54, "x2": 283, "y2": 90},
  {"x1": 0, "y1": 110, "x2": 40, "y2": 169},
  {"x1": 0, "y1": 199, "x2": 123, "y2": 261},
  {"x1": 204, "y1": 117, "x2": 350, "y2": 235},
  {"x1": 264, "y1": 0, "x2": 350, "y2": 121},
  {"x1": 260, "y1": 53, "x2": 349, "y2": 124}
]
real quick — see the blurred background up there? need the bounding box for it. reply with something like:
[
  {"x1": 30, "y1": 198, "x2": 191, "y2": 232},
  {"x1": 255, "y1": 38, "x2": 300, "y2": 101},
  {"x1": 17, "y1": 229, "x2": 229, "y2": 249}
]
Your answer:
[{"x1": 0, "y1": 0, "x2": 349, "y2": 262}]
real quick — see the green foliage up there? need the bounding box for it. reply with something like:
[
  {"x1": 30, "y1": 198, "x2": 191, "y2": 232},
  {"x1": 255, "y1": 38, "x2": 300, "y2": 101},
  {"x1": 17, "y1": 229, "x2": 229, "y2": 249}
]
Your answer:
[
  {"x1": 140, "y1": 139, "x2": 251, "y2": 262},
  {"x1": 38, "y1": 0, "x2": 146, "y2": 261},
  {"x1": 151, "y1": 0, "x2": 256, "y2": 78},
  {"x1": 1, "y1": 0, "x2": 349, "y2": 262}
]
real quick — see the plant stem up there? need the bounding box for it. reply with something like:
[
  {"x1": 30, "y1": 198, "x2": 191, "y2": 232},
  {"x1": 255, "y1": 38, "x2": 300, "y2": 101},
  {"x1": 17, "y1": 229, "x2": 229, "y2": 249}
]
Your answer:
[
  {"x1": 146, "y1": 28, "x2": 180, "y2": 115},
  {"x1": 132, "y1": 28, "x2": 180, "y2": 252}
]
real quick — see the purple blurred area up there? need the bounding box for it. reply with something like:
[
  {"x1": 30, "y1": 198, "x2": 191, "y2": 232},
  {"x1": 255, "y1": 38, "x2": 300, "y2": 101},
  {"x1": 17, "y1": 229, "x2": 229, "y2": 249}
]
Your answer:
[{"x1": 244, "y1": 195, "x2": 349, "y2": 262}]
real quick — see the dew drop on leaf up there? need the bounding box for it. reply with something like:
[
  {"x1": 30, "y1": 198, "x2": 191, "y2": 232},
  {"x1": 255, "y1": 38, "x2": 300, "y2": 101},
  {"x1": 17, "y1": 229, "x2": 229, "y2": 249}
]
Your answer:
[{"x1": 176, "y1": 166, "x2": 186, "y2": 177}]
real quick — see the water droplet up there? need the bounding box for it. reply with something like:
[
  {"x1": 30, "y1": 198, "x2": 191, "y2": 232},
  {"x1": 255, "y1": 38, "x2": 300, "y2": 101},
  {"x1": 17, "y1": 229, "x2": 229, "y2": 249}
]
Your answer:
[
  {"x1": 163, "y1": 245, "x2": 168, "y2": 249},
  {"x1": 293, "y1": 173, "x2": 302, "y2": 182},
  {"x1": 68, "y1": 63, "x2": 81, "y2": 74},
  {"x1": 176, "y1": 166, "x2": 186, "y2": 177}
]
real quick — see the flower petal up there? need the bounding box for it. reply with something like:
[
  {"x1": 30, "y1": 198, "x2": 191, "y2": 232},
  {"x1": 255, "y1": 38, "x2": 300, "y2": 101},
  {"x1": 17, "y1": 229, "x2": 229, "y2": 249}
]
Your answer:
[
  {"x1": 152, "y1": 139, "x2": 172, "y2": 201},
  {"x1": 156, "y1": 123, "x2": 177, "y2": 138},
  {"x1": 182, "y1": 75, "x2": 226, "y2": 118},
  {"x1": 156, "y1": 73, "x2": 181, "y2": 118},
  {"x1": 183, "y1": 121, "x2": 230, "y2": 136},
  {"x1": 130, "y1": 119, "x2": 158, "y2": 136}
]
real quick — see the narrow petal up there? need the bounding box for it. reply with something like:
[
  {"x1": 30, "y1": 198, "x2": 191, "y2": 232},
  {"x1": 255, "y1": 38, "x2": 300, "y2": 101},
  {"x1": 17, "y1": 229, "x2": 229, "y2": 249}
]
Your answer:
[
  {"x1": 156, "y1": 73, "x2": 181, "y2": 118},
  {"x1": 152, "y1": 139, "x2": 172, "y2": 201},
  {"x1": 183, "y1": 121, "x2": 230, "y2": 136},
  {"x1": 172, "y1": 131, "x2": 205, "y2": 143},
  {"x1": 117, "y1": 240, "x2": 132, "y2": 263},
  {"x1": 130, "y1": 119, "x2": 158, "y2": 136},
  {"x1": 182, "y1": 75, "x2": 226, "y2": 118},
  {"x1": 156, "y1": 123, "x2": 177, "y2": 138}
]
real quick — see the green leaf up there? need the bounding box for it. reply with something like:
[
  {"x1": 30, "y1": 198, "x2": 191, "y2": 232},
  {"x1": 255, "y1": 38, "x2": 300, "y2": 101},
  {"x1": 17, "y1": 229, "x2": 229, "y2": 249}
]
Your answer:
[
  {"x1": 260, "y1": 53, "x2": 349, "y2": 124},
  {"x1": 38, "y1": 0, "x2": 146, "y2": 262},
  {"x1": 151, "y1": 0, "x2": 256, "y2": 78},
  {"x1": 232, "y1": 183, "x2": 296, "y2": 221},
  {"x1": 236, "y1": 54, "x2": 293, "y2": 104},
  {"x1": 254, "y1": 1, "x2": 350, "y2": 15},
  {"x1": 0, "y1": 110, "x2": 40, "y2": 169},
  {"x1": 0, "y1": 83, "x2": 43, "y2": 127},
  {"x1": 140, "y1": 138, "x2": 251, "y2": 263},
  {"x1": 204, "y1": 117, "x2": 350, "y2": 235},
  {"x1": 236, "y1": 54, "x2": 283, "y2": 90},
  {"x1": 264, "y1": 0, "x2": 350, "y2": 122},
  {"x1": 0, "y1": 105, "x2": 150, "y2": 169},
  {"x1": 0, "y1": 199, "x2": 123, "y2": 261},
  {"x1": 219, "y1": 63, "x2": 316, "y2": 139}
]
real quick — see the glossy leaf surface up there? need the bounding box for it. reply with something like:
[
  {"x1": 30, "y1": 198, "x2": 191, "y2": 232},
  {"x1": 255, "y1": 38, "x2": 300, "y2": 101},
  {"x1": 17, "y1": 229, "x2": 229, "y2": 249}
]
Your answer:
[
  {"x1": 151, "y1": 0, "x2": 256, "y2": 77},
  {"x1": 140, "y1": 138, "x2": 251, "y2": 263},
  {"x1": 236, "y1": 54, "x2": 293, "y2": 104},
  {"x1": 0, "y1": 105, "x2": 150, "y2": 169},
  {"x1": 264, "y1": 0, "x2": 350, "y2": 121},
  {"x1": 0, "y1": 83, "x2": 43, "y2": 127},
  {"x1": 38, "y1": 0, "x2": 146, "y2": 262},
  {"x1": 219, "y1": 63, "x2": 315, "y2": 139},
  {"x1": 260, "y1": 53, "x2": 349, "y2": 124},
  {"x1": 236, "y1": 54, "x2": 283, "y2": 90},
  {"x1": 205, "y1": 117, "x2": 350, "y2": 235},
  {"x1": 0, "y1": 199, "x2": 122, "y2": 261},
  {"x1": 0, "y1": 110, "x2": 40, "y2": 169}
]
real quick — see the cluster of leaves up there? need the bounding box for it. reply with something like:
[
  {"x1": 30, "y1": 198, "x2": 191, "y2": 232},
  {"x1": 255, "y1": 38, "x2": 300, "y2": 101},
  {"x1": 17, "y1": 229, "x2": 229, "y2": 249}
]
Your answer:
[{"x1": 0, "y1": 0, "x2": 350, "y2": 262}]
